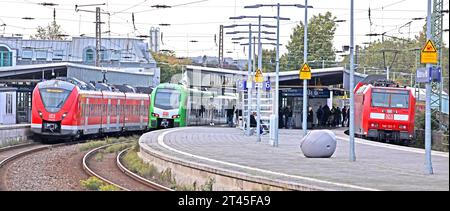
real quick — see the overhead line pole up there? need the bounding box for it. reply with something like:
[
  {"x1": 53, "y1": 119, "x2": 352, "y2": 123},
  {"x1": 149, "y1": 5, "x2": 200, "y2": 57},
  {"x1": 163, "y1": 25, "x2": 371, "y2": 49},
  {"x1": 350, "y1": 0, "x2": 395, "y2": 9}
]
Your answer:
[
  {"x1": 349, "y1": 0, "x2": 356, "y2": 162},
  {"x1": 247, "y1": 24, "x2": 253, "y2": 136},
  {"x1": 257, "y1": 15, "x2": 262, "y2": 142},
  {"x1": 302, "y1": 0, "x2": 308, "y2": 136},
  {"x1": 425, "y1": 0, "x2": 434, "y2": 175},
  {"x1": 96, "y1": 7, "x2": 101, "y2": 67}
]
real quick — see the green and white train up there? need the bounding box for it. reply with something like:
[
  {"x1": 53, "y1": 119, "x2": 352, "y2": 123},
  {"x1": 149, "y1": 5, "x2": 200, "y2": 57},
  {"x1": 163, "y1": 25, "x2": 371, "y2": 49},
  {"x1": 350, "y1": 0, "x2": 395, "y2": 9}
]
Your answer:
[{"x1": 149, "y1": 83, "x2": 238, "y2": 129}]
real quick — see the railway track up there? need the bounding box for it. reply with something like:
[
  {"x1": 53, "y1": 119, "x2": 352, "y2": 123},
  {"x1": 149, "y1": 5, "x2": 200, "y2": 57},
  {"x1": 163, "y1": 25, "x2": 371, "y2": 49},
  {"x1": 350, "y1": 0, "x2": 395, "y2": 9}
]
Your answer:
[
  {"x1": 0, "y1": 141, "x2": 88, "y2": 191},
  {"x1": 0, "y1": 143, "x2": 61, "y2": 168},
  {"x1": 82, "y1": 144, "x2": 172, "y2": 191}
]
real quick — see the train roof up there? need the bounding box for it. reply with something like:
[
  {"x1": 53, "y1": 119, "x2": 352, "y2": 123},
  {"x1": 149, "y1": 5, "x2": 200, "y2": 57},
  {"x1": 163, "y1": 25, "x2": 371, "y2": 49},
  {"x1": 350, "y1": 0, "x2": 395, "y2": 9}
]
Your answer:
[{"x1": 41, "y1": 77, "x2": 152, "y2": 95}]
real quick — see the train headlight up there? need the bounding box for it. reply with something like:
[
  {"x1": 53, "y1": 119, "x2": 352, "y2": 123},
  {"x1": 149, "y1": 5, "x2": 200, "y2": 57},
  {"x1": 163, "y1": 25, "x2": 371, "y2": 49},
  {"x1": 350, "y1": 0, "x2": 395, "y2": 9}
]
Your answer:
[
  {"x1": 38, "y1": 111, "x2": 43, "y2": 118},
  {"x1": 370, "y1": 123, "x2": 379, "y2": 128},
  {"x1": 62, "y1": 112, "x2": 68, "y2": 120},
  {"x1": 152, "y1": 113, "x2": 160, "y2": 118},
  {"x1": 399, "y1": 125, "x2": 407, "y2": 130},
  {"x1": 172, "y1": 115, "x2": 180, "y2": 119}
]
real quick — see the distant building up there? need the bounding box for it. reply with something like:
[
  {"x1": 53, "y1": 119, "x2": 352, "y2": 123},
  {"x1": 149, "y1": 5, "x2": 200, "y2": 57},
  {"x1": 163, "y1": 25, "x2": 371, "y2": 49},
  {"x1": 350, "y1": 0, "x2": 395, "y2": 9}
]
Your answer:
[
  {"x1": 190, "y1": 56, "x2": 246, "y2": 70},
  {"x1": 0, "y1": 36, "x2": 159, "y2": 73},
  {"x1": 0, "y1": 36, "x2": 160, "y2": 123}
]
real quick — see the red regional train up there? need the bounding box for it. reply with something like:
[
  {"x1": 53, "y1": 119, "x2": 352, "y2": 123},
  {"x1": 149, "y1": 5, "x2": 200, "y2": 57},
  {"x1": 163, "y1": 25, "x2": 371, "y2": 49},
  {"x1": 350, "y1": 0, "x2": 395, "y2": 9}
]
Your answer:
[
  {"x1": 354, "y1": 80, "x2": 416, "y2": 144},
  {"x1": 31, "y1": 78, "x2": 150, "y2": 141}
]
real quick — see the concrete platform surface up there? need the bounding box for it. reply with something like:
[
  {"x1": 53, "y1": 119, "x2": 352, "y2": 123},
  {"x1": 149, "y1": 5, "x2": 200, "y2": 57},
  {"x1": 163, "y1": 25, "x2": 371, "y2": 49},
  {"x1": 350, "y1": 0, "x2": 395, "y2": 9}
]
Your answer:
[{"x1": 140, "y1": 127, "x2": 449, "y2": 191}]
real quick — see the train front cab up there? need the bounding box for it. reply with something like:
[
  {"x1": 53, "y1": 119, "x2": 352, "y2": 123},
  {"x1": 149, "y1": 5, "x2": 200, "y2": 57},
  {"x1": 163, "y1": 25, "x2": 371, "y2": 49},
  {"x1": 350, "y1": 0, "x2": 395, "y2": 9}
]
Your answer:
[
  {"x1": 355, "y1": 85, "x2": 415, "y2": 142},
  {"x1": 31, "y1": 80, "x2": 81, "y2": 140},
  {"x1": 150, "y1": 84, "x2": 187, "y2": 129}
]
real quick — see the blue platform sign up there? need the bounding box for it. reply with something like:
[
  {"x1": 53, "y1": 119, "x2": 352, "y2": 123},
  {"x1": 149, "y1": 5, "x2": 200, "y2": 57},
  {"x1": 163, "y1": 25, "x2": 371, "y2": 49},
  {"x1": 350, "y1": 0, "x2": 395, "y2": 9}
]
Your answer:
[
  {"x1": 416, "y1": 67, "x2": 431, "y2": 83},
  {"x1": 242, "y1": 80, "x2": 254, "y2": 90},
  {"x1": 264, "y1": 80, "x2": 271, "y2": 91},
  {"x1": 238, "y1": 80, "x2": 245, "y2": 91},
  {"x1": 282, "y1": 89, "x2": 330, "y2": 98},
  {"x1": 431, "y1": 66, "x2": 441, "y2": 82},
  {"x1": 417, "y1": 66, "x2": 441, "y2": 83}
]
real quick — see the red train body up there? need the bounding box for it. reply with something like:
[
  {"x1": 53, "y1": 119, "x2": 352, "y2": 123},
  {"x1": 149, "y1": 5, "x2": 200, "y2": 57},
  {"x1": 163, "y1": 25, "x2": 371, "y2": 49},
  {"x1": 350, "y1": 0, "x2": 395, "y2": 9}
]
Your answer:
[
  {"x1": 354, "y1": 82, "x2": 416, "y2": 142},
  {"x1": 31, "y1": 79, "x2": 150, "y2": 140}
]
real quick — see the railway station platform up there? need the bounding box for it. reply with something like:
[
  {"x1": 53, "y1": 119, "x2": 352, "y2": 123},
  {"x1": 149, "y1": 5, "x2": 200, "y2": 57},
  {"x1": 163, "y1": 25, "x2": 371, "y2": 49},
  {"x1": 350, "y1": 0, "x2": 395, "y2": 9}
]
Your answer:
[
  {"x1": 0, "y1": 124, "x2": 31, "y2": 147},
  {"x1": 138, "y1": 127, "x2": 449, "y2": 191}
]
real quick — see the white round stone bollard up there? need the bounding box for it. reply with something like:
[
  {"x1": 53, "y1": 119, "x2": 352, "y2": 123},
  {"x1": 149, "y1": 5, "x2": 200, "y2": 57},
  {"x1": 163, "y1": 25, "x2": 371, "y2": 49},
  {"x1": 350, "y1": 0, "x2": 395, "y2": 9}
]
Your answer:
[{"x1": 300, "y1": 130, "x2": 337, "y2": 158}]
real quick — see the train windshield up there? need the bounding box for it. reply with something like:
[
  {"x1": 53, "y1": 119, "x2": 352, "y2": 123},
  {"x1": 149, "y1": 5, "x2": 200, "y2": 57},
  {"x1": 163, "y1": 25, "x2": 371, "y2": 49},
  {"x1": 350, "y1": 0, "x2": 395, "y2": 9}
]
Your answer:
[
  {"x1": 39, "y1": 88, "x2": 71, "y2": 112},
  {"x1": 372, "y1": 89, "x2": 409, "y2": 109},
  {"x1": 154, "y1": 88, "x2": 181, "y2": 110},
  {"x1": 390, "y1": 94, "x2": 409, "y2": 108},
  {"x1": 371, "y1": 92, "x2": 390, "y2": 108}
]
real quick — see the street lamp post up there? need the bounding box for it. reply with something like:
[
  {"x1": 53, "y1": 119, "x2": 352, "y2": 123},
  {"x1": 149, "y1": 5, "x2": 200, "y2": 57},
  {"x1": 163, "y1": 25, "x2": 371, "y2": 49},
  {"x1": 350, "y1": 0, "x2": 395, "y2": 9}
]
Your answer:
[
  {"x1": 349, "y1": 0, "x2": 356, "y2": 162},
  {"x1": 245, "y1": 3, "x2": 311, "y2": 146},
  {"x1": 225, "y1": 25, "x2": 255, "y2": 136},
  {"x1": 227, "y1": 17, "x2": 279, "y2": 138}
]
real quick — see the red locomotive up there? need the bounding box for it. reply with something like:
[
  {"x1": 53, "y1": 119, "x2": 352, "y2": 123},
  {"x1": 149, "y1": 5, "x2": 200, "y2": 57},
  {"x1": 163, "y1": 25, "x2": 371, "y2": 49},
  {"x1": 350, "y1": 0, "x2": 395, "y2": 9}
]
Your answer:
[
  {"x1": 31, "y1": 78, "x2": 150, "y2": 142},
  {"x1": 354, "y1": 80, "x2": 416, "y2": 144}
]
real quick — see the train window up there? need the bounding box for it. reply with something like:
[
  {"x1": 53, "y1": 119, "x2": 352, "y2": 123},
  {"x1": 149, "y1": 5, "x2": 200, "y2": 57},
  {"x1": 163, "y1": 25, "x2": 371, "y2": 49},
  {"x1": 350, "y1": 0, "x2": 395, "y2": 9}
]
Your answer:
[
  {"x1": 390, "y1": 94, "x2": 409, "y2": 109},
  {"x1": 372, "y1": 91, "x2": 410, "y2": 109},
  {"x1": 155, "y1": 88, "x2": 181, "y2": 110},
  {"x1": 39, "y1": 88, "x2": 71, "y2": 113},
  {"x1": 371, "y1": 92, "x2": 390, "y2": 108}
]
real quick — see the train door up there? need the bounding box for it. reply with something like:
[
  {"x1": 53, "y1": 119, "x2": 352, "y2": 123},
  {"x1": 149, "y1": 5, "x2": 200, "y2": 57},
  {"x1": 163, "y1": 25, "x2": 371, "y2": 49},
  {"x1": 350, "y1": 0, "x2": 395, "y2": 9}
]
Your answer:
[
  {"x1": 353, "y1": 92, "x2": 365, "y2": 135},
  {"x1": 106, "y1": 98, "x2": 111, "y2": 132},
  {"x1": 119, "y1": 95, "x2": 126, "y2": 131},
  {"x1": 100, "y1": 93, "x2": 108, "y2": 133},
  {"x1": 109, "y1": 97, "x2": 120, "y2": 132}
]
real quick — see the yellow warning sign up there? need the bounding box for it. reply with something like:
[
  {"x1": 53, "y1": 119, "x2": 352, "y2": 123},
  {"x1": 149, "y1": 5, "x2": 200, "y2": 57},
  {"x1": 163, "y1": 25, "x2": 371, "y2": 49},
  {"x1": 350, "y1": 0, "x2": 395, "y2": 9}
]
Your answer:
[
  {"x1": 421, "y1": 40, "x2": 438, "y2": 64},
  {"x1": 255, "y1": 69, "x2": 264, "y2": 83},
  {"x1": 299, "y1": 63, "x2": 311, "y2": 80}
]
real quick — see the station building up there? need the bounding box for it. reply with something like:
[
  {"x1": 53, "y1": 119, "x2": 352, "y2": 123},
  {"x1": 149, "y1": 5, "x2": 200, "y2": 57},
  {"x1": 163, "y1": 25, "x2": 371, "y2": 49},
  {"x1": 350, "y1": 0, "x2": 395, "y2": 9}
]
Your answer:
[
  {"x1": 183, "y1": 65, "x2": 367, "y2": 129},
  {"x1": 0, "y1": 36, "x2": 160, "y2": 123}
]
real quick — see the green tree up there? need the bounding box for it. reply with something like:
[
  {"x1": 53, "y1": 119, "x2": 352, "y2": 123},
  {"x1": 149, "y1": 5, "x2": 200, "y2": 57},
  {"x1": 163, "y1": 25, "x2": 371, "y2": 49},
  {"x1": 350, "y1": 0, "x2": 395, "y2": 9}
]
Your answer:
[
  {"x1": 152, "y1": 52, "x2": 192, "y2": 83},
  {"x1": 32, "y1": 21, "x2": 66, "y2": 40},
  {"x1": 285, "y1": 12, "x2": 337, "y2": 71},
  {"x1": 254, "y1": 48, "x2": 276, "y2": 72}
]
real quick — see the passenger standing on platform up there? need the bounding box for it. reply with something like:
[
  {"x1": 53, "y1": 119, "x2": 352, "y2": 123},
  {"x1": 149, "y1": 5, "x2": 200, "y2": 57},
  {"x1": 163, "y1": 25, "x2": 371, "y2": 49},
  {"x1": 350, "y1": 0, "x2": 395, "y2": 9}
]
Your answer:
[
  {"x1": 286, "y1": 106, "x2": 293, "y2": 129},
  {"x1": 226, "y1": 105, "x2": 235, "y2": 127},
  {"x1": 250, "y1": 112, "x2": 257, "y2": 128},
  {"x1": 307, "y1": 106, "x2": 314, "y2": 128},
  {"x1": 278, "y1": 107, "x2": 283, "y2": 129},
  {"x1": 235, "y1": 108, "x2": 240, "y2": 127},
  {"x1": 316, "y1": 106, "x2": 323, "y2": 127},
  {"x1": 330, "y1": 106, "x2": 336, "y2": 127},
  {"x1": 200, "y1": 105, "x2": 205, "y2": 118},
  {"x1": 322, "y1": 104, "x2": 331, "y2": 127},
  {"x1": 346, "y1": 107, "x2": 350, "y2": 127},
  {"x1": 334, "y1": 107, "x2": 341, "y2": 127},
  {"x1": 342, "y1": 106, "x2": 348, "y2": 127}
]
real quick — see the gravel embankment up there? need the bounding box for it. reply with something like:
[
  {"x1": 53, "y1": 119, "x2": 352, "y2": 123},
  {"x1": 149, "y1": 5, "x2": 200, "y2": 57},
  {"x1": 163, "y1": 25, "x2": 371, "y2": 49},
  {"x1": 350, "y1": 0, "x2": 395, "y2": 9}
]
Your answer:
[{"x1": 0, "y1": 144, "x2": 89, "y2": 191}]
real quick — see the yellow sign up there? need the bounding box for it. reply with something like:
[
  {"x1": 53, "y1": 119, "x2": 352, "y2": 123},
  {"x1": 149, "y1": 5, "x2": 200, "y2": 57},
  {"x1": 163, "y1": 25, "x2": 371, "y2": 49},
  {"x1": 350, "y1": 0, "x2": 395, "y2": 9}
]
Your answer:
[
  {"x1": 421, "y1": 40, "x2": 438, "y2": 64},
  {"x1": 299, "y1": 63, "x2": 312, "y2": 80},
  {"x1": 255, "y1": 69, "x2": 264, "y2": 83}
]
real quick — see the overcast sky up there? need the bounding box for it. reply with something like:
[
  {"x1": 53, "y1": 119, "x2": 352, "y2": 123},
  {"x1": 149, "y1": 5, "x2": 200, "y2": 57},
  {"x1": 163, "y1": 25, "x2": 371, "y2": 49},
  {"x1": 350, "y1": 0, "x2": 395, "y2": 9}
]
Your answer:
[{"x1": 0, "y1": 0, "x2": 448, "y2": 60}]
